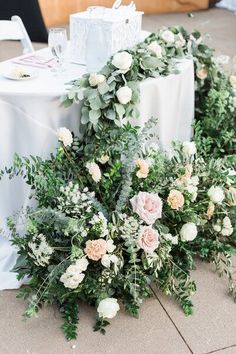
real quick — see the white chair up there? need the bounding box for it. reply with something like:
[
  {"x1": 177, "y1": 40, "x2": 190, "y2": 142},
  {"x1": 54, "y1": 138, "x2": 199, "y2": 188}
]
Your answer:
[{"x1": 0, "y1": 16, "x2": 34, "y2": 54}]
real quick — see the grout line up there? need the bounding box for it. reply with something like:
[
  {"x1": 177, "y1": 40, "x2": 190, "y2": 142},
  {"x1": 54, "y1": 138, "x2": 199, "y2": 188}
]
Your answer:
[
  {"x1": 205, "y1": 344, "x2": 236, "y2": 354},
  {"x1": 149, "y1": 285, "x2": 194, "y2": 354}
]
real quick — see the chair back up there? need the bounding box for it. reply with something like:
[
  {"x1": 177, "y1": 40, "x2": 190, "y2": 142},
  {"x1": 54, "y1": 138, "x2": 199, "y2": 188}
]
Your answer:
[{"x1": 0, "y1": 15, "x2": 34, "y2": 54}]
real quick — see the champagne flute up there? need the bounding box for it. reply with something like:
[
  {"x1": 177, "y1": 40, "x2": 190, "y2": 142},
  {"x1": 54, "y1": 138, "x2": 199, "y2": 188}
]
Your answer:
[{"x1": 48, "y1": 28, "x2": 67, "y2": 73}]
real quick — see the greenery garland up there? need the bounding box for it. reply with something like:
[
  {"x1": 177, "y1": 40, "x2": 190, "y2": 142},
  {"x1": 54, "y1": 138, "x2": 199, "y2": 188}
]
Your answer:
[{"x1": 2, "y1": 26, "x2": 236, "y2": 340}]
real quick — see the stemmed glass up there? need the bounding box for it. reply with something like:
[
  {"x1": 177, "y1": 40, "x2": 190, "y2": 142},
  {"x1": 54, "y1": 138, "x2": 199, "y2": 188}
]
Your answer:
[{"x1": 48, "y1": 28, "x2": 67, "y2": 73}]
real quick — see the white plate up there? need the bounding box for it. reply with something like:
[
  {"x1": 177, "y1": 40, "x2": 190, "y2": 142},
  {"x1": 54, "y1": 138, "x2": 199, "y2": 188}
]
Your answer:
[{"x1": 2, "y1": 67, "x2": 38, "y2": 81}]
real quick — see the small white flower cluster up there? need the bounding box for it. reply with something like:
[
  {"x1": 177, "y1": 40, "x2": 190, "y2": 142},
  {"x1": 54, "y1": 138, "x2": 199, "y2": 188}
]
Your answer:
[
  {"x1": 58, "y1": 182, "x2": 94, "y2": 216},
  {"x1": 162, "y1": 233, "x2": 178, "y2": 245},
  {"x1": 64, "y1": 218, "x2": 88, "y2": 238},
  {"x1": 100, "y1": 239, "x2": 120, "y2": 272},
  {"x1": 185, "y1": 176, "x2": 199, "y2": 202},
  {"x1": 89, "y1": 212, "x2": 109, "y2": 238},
  {"x1": 213, "y1": 216, "x2": 233, "y2": 236},
  {"x1": 119, "y1": 215, "x2": 141, "y2": 239},
  {"x1": 60, "y1": 257, "x2": 88, "y2": 289},
  {"x1": 28, "y1": 234, "x2": 53, "y2": 267}
]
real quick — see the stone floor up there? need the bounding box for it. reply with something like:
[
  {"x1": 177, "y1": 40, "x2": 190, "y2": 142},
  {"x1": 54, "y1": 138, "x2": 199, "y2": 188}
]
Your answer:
[{"x1": 1, "y1": 7, "x2": 236, "y2": 354}]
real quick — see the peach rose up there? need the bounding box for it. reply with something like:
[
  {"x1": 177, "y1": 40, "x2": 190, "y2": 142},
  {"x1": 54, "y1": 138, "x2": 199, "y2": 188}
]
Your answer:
[
  {"x1": 130, "y1": 191, "x2": 162, "y2": 225},
  {"x1": 84, "y1": 239, "x2": 107, "y2": 261},
  {"x1": 167, "y1": 190, "x2": 184, "y2": 210},
  {"x1": 206, "y1": 202, "x2": 215, "y2": 220},
  {"x1": 136, "y1": 159, "x2": 149, "y2": 179},
  {"x1": 179, "y1": 165, "x2": 193, "y2": 182},
  {"x1": 137, "y1": 226, "x2": 160, "y2": 253}
]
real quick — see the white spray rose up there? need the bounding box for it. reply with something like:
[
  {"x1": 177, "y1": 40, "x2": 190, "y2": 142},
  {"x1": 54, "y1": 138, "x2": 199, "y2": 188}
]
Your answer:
[
  {"x1": 60, "y1": 272, "x2": 85, "y2": 289},
  {"x1": 116, "y1": 86, "x2": 132, "y2": 105},
  {"x1": 99, "y1": 154, "x2": 109, "y2": 164},
  {"x1": 207, "y1": 186, "x2": 225, "y2": 204},
  {"x1": 180, "y1": 222, "x2": 198, "y2": 242},
  {"x1": 112, "y1": 51, "x2": 133, "y2": 73},
  {"x1": 57, "y1": 127, "x2": 73, "y2": 147},
  {"x1": 230, "y1": 75, "x2": 236, "y2": 86},
  {"x1": 106, "y1": 239, "x2": 116, "y2": 253},
  {"x1": 101, "y1": 254, "x2": 111, "y2": 268},
  {"x1": 75, "y1": 257, "x2": 89, "y2": 272},
  {"x1": 161, "y1": 30, "x2": 175, "y2": 43},
  {"x1": 89, "y1": 73, "x2": 106, "y2": 87},
  {"x1": 182, "y1": 141, "x2": 197, "y2": 157},
  {"x1": 147, "y1": 41, "x2": 162, "y2": 58},
  {"x1": 97, "y1": 298, "x2": 120, "y2": 319},
  {"x1": 86, "y1": 162, "x2": 102, "y2": 183},
  {"x1": 213, "y1": 224, "x2": 221, "y2": 232}
]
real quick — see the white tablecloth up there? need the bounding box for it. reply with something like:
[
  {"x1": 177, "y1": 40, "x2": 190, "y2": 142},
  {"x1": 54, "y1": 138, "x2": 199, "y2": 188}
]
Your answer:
[{"x1": 0, "y1": 47, "x2": 194, "y2": 290}]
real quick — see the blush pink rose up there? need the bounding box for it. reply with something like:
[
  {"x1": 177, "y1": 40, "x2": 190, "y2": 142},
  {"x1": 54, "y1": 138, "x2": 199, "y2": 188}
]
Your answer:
[
  {"x1": 137, "y1": 226, "x2": 160, "y2": 253},
  {"x1": 130, "y1": 191, "x2": 162, "y2": 225}
]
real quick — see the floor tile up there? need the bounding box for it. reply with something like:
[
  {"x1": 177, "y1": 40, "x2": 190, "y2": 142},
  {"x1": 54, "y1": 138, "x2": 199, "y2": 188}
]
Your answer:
[
  {"x1": 0, "y1": 290, "x2": 192, "y2": 354},
  {"x1": 152, "y1": 259, "x2": 236, "y2": 354}
]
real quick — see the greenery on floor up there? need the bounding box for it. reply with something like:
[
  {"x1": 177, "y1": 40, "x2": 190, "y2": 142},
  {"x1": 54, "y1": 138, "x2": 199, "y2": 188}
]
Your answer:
[{"x1": 2, "y1": 26, "x2": 236, "y2": 340}]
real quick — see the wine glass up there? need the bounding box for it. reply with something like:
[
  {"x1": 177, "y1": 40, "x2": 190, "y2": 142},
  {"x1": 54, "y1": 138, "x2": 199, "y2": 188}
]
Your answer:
[{"x1": 48, "y1": 28, "x2": 67, "y2": 73}]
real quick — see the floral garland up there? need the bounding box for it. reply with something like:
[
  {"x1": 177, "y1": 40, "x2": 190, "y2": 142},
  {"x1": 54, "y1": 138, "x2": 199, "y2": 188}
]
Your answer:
[{"x1": 2, "y1": 26, "x2": 236, "y2": 341}]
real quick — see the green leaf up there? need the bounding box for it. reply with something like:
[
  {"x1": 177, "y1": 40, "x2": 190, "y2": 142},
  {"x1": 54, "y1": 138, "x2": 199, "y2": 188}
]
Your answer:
[
  {"x1": 98, "y1": 81, "x2": 110, "y2": 95},
  {"x1": 105, "y1": 109, "x2": 116, "y2": 120},
  {"x1": 142, "y1": 57, "x2": 160, "y2": 70},
  {"x1": 115, "y1": 103, "x2": 125, "y2": 118},
  {"x1": 89, "y1": 109, "x2": 101, "y2": 124}
]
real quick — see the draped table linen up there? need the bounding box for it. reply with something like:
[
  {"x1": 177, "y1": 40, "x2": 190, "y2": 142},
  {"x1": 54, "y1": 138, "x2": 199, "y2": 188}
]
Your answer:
[{"x1": 0, "y1": 47, "x2": 194, "y2": 290}]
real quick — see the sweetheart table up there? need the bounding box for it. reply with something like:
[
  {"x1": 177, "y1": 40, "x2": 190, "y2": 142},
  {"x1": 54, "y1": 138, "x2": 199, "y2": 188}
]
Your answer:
[{"x1": 0, "y1": 43, "x2": 194, "y2": 290}]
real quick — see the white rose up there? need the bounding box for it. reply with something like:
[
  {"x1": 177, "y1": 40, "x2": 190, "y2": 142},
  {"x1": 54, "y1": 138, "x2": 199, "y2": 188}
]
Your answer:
[
  {"x1": 112, "y1": 51, "x2": 133, "y2": 73},
  {"x1": 207, "y1": 186, "x2": 225, "y2": 204},
  {"x1": 182, "y1": 141, "x2": 197, "y2": 157},
  {"x1": 97, "y1": 298, "x2": 120, "y2": 319},
  {"x1": 180, "y1": 222, "x2": 198, "y2": 242},
  {"x1": 75, "y1": 257, "x2": 89, "y2": 272},
  {"x1": 106, "y1": 239, "x2": 116, "y2": 253},
  {"x1": 116, "y1": 86, "x2": 132, "y2": 105},
  {"x1": 57, "y1": 127, "x2": 73, "y2": 147},
  {"x1": 147, "y1": 41, "x2": 162, "y2": 58},
  {"x1": 89, "y1": 73, "x2": 106, "y2": 87},
  {"x1": 161, "y1": 30, "x2": 175, "y2": 44}
]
